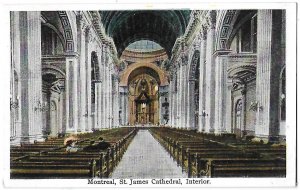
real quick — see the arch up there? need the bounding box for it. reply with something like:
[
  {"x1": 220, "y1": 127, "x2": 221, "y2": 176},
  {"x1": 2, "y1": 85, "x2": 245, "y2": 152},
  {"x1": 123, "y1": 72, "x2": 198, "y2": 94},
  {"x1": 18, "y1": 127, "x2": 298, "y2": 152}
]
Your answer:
[
  {"x1": 228, "y1": 63, "x2": 256, "y2": 83},
  {"x1": 128, "y1": 73, "x2": 159, "y2": 125},
  {"x1": 41, "y1": 23, "x2": 65, "y2": 51},
  {"x1": 216, "y1": 10, "x2": 240, "y2": 50},
  {"x1": 58, "y1": 11, "x2": 75, "y2": 52},
  {"x1": 42, "y1": 66, "x2": 66, "y2": 79},
  {"x1": 119, "y1": 62, "x2": 169, "y2": 87},
  {"x1": 216, "y1": 10, "x2": 258, "y2": 51},
  {"x1": 188, "y1": 50, "x2": 200, "y2": 80}
]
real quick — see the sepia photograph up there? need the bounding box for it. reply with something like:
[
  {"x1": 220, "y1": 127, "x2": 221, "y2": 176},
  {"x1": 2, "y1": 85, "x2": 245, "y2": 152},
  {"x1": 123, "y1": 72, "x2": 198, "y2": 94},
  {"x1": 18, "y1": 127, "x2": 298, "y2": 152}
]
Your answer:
[{"x1": 2, "y1": 1, "x2": 297, "y2": 189}]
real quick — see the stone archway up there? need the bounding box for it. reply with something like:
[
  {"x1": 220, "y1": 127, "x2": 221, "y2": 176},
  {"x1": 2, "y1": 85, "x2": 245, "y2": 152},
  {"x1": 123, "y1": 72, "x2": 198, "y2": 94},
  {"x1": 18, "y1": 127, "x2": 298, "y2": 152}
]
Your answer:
[
  {"x1": 128, "y1": 73, "x2": 160, "y2": 125},
  {"x1": 119, "y1": 62, "x2": 169, "y2": 87},
  {"x1": 42, "y1": 67, "x2": 65, "y2": 137},
  {"x1": 215, "y1": 10, "x2": 240, "y2": 50},
  {"x1": 120, "y1": 63, "x2": 166, "y2": 126},
  {"x1": 58, "y1": 11, "x2": 75, "y2": 52}
]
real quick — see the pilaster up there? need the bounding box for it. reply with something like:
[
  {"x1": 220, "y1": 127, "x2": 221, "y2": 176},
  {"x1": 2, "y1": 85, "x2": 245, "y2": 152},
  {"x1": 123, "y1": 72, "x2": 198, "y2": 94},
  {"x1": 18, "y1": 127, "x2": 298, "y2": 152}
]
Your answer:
[
  {"x1": 204, "y1": 11, "x2": 217, "y2": 133},
  {"x1": 198, "y1": 28, "x2": 207, "y2": 132},
  {"x1": 214, "y1": 50, "x2": 231, "y2": 134},
  {"x1": 77, "y1": 13, "x2": 88, "y2": 132},
  {"x1": 65, "y1": 52, "x2": 79, "y2": 133},
  {"x1": 19, "y1": 11, "x2": 44, "y2": 143},
  {"x1": 255, "y1": 10, "x2": 283, "y2": 142}
]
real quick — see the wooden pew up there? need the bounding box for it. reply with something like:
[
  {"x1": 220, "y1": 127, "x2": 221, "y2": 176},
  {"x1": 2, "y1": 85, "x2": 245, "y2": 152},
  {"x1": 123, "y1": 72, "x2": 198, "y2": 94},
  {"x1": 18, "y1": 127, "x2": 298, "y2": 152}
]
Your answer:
[
  {"x1": 10, "y1": 127, "x2": 137, "y2": 179},
  {"x1": 203, "y1": 158, "x2": 286, "y2": 177},
  {"x1": 149, "y1": 127, "x2": 286, "y2": 178},
  {"x1": 11, "y1": 159, "x2": 97, "y2": 178}
]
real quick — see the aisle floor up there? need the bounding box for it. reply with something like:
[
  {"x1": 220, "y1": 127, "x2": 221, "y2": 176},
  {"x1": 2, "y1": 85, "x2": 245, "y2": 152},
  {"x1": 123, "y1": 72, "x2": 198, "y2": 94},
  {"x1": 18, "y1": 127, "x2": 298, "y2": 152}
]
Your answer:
[{"x1": 111, "y1": 129, "x2": 187, "y2": 178}]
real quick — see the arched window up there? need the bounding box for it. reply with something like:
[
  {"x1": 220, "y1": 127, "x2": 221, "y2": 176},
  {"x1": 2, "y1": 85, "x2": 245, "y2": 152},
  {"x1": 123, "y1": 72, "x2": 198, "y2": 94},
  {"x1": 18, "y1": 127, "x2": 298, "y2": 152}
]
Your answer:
[{"x1": 91, "y1": 51, "x2": 99, "y2": 104}]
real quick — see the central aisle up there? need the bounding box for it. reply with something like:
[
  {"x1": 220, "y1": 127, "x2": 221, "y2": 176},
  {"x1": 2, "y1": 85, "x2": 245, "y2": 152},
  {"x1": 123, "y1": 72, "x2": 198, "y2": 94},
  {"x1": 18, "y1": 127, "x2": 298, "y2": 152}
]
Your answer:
[{"x1": 111, "y1": 129, "x2": 187, "y2": 178}]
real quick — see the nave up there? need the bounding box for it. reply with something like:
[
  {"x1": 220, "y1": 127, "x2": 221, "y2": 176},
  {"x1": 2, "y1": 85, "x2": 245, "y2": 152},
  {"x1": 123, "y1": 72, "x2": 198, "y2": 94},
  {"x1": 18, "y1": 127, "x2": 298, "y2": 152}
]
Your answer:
[
  {"x1": 10, "y1": 9, "x2": 288, "y2": 179},
  {"x1": 11, "y1": 127, "x2": 285, "y2": 178},
  {"x1": 111, "y1": 130, "x2": 187, "y2": 178}
]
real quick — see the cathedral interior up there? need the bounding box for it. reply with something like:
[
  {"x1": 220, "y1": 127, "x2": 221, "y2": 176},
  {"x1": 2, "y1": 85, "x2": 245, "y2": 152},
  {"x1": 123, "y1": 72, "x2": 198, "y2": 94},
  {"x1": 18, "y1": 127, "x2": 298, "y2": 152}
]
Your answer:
[{"x1": 10, "y1": 10, "x2": 287, "y2": 178}]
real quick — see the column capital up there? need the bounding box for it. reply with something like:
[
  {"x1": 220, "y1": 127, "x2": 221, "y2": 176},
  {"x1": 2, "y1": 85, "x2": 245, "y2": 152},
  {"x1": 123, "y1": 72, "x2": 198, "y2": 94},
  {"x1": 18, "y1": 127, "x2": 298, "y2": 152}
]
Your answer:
[
  {"x1": 199, "y1": 25, "x2": 208, "y2": 40},
  {"x1": 205, "y1": 10, "x2": 217, "y2": 29},
  {"x1": 180, "y1": 50, "x2": 189, "y2": 66},
  {"x1": 76, "y1": 12, "x2": 88, "y2": 32},
  {"x1": 85, "y1": 25, "x2": 91, "y2": 33}
]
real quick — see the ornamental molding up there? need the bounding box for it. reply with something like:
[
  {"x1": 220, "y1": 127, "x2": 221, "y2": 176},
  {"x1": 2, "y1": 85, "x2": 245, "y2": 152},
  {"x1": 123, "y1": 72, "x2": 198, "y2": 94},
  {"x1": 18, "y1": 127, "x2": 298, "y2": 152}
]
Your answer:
[
  {"x1": 89, "y1": 11, "x2": 120, "y2": 65},
  {"x1": 228, "y1": 63, "x2": 256, "y2": 84},
  {"x1": 58, "y1": 11, "x2": 74, "y2": 52},
  {"x1": 170, "y1": 10, "x2": 212, "y2": 64}
]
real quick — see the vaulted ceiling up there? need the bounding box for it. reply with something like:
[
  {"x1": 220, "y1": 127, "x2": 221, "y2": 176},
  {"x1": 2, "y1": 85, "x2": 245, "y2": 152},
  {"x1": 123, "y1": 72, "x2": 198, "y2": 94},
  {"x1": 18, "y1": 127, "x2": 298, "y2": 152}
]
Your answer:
[{"x1": 99, "y1": 10, "x2": 191, "y2": 57}]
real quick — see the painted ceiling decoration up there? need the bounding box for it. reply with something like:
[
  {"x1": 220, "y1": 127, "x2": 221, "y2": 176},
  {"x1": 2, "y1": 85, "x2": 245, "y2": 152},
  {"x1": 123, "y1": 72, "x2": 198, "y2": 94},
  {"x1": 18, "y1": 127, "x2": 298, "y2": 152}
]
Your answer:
[{"x1": 99, "y1": 10, "x2": 191, "y2": 57}]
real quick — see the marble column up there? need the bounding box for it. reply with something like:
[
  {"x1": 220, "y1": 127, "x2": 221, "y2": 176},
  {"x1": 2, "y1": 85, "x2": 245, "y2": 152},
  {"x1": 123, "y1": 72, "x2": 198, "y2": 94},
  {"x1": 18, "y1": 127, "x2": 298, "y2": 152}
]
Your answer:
[
  {"x1": 174, "y1": 71, "x2": 178, "y2": 128},
  {"x1": 98, "y1": 78, "x2": 103, "y2": 129},
  {"x1": 59, "y1": 85, "x2": 66, "y2": 134},
  {"x1": 102, "y1": 65, "x2": 108, "y2": 129},
  {"x1": 105, "y1": 65, "x2": 109, "y2": 129},
  {"x1": 198, "y1": 30, "x2": 207, "y2": 132},
  {"x1": 119, "y1": 87, "x2": 128, "y2": 126},
  {"x1": 108, "y1": 65, "x2": 113, "y2": 128},
  {"x1": 182, "y1": 64, "x2": 188, "y2": 129},
  {"x1": 204, "y1": 11, "x2": 217, "y2": 133},
  {"x1": 86, "y1": 32, "x2": 92, "y2": 132},
  {"x1": 176, "y1": 64, "x2": 181, "y2": 128},
  {"x1": 168, "y1": 80, "x2": 173, "y2": 127},
  {"x1": 124, "y1": 91, "x2": 129, "y2": 125},
  {"x1": 225, "y1": 80, "x2": 233, "y2": 133},
  {"x1": 66, "y1": 53, "x2": 79, "y2": 133},
  {"x1": 113, "y1": 76, "x2": 120, "y2": 128},
  {"x1": 94, "y1": 81, "x2": 99, "y2": 130},
  {"x1": 255, "y1": 10, "x2": 283, "y2": 141},
  {"x1": 188, "y1": 80, "x2": 196, "y2": 129},
  {"x1": 169, "y1": 79, "x2": 173, "y2": 127},
  {"x1": 18, "y1": 11, "x2": 44, "y2": 143},
  {"x1": 10, "y1": 12, "x2": 22, "y2": 145},
  {"x1": 181, "y1": 63, "x2": 185, "y2": 128},
  {"x1": 77, "y1": 14, "x2": 87, "y2": 132},
  {"x1": 159, "y1": 91, "x2": 163, "y2": 125},
  {"x1": 181, "y1": 64, "x2": 185, "y2": 128},
  {"x1": 186, "y1": 80, "x2": 190, "y2": 129},
  {"x1": 214, "y1": 50, "x2": 231, "y2": 134},
  {"x1": 100, "y1": 51, "x2": 105, "y2": 129}
]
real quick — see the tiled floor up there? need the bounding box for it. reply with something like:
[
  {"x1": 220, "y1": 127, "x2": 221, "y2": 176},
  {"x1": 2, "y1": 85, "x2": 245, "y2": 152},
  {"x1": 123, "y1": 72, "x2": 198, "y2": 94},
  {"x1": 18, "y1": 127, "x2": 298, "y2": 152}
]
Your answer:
[{"x1": 111, "y1": 129, "x2": 187, "y2": 178}]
